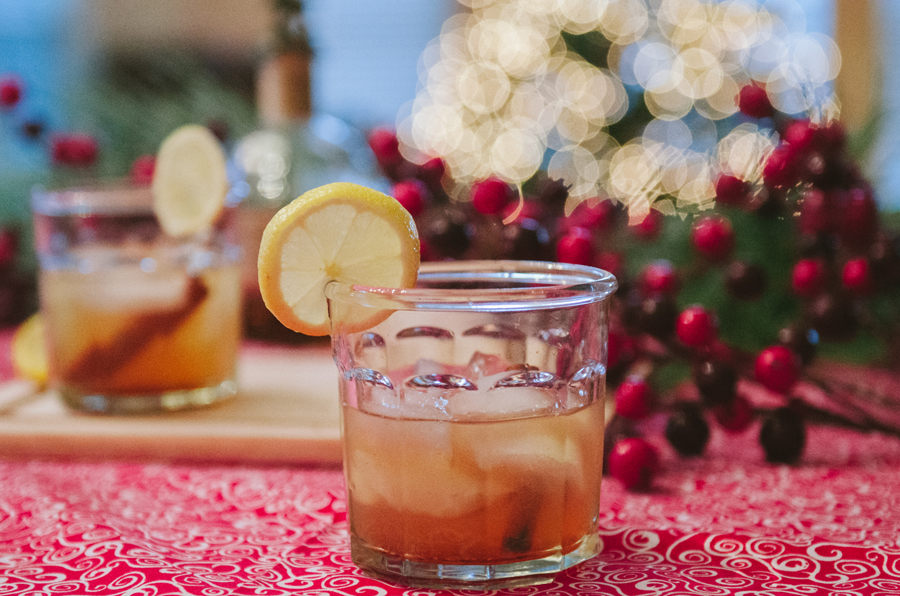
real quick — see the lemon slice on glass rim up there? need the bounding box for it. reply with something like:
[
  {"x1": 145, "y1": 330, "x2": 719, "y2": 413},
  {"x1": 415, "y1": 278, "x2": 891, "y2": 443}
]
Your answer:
[
  {"x1": 257, "y1": 182, "x2": 420, "y2": 336},
  {"x1": 151, "y1": 124, "x2": 229, "y2": 236}
]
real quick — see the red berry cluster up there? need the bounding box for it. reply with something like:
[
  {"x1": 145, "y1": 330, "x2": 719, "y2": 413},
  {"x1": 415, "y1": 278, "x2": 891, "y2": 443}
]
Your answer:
[
  {"x1": 720, "y1": 88, "x2": 900, "y2": 343},
  {"x1": 1, "y1": 74, "x2": 160, "y2": 326},
  {"x1": 367, "y1": 127, "x2": 565, "y2": 263},
  {"x1": 366, "y1": 79, "x2": 900, "y2": 492},
  {"x1": 0, "y1": 74, "x2": 100, "y2": 168},
  {"x1": 602, "y1": 85, "x2": 899, "y2": 488}
]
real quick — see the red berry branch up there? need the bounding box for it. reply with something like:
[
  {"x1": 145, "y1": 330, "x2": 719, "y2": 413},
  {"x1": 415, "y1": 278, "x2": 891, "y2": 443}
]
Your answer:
[
  {"x1": 366, "y1": 80, "x2": 900, "y2": 491},
  {"x1": 0, "y1": 74, "x2": 165, "y2": 325}
]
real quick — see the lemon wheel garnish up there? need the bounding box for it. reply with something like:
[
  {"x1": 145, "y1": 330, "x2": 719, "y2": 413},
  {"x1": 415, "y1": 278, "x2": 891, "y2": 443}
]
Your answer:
[
  {"x1": 258, "y1": 182, "x2": 420, "y2": 336},
  {"x1": 11, "y1": 313, "x2": 48, "y2": 386},
  {"x1": 151, "y1": 124, "x2": 228, "y2": 237}
]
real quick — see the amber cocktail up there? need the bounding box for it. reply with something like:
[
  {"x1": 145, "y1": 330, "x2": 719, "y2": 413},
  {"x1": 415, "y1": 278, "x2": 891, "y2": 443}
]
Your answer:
[
  {"x1": 32, "y1": 184, "x2": 242, "y2": 414},
  {"x1": 327, "y1": 260, "x2": 616, "y2": 589}
]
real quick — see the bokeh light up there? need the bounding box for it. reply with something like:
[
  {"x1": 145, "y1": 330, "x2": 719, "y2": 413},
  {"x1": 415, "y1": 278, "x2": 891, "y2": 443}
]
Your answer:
[{"x1": 398, "y1": 0, "x2": 839, "y2": 218}]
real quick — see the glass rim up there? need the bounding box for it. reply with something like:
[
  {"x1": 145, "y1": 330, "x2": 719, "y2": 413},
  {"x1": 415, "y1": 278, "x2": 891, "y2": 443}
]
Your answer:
[
  {"x1": 326, "y1": 260, "x2": 618, "y2": 312},
  {"x1": 30, "y1": 180, "x2": 153, "y2": 216}
]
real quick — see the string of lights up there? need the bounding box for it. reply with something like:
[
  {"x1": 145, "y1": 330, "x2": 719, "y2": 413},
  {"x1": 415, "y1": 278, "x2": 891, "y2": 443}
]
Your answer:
[{"x1": 398, "y1": 0, "x2": 840, "y2": 222}]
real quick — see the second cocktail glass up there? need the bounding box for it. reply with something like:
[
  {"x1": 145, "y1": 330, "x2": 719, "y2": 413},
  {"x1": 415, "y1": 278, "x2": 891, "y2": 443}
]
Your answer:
[{"x1": 32, "y1": 183, "x2": 243, "y2": 414}]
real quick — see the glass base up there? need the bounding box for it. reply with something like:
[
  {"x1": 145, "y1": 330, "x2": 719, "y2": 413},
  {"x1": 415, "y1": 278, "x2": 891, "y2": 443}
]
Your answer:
[
  {"x1": 58, "y1": 378, "x2": 238, "y2": 415},
  {"x1": 350, "y1": 531, "x2": 600, "y2": 590}
]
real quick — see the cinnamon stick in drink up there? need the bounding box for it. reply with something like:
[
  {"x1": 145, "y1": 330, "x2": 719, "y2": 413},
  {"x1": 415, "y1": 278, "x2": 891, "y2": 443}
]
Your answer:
[{"x1": 63, "y1": 276, "x2": 209, "y2": 387}]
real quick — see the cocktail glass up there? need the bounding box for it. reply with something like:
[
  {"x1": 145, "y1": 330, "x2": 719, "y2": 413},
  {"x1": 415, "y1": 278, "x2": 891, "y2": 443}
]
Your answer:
[
  {"x1": 326, "y1": 260, "x2": 617, "y2": 589},
  {"x1": 31, "y1": 183, "x2": 242, "y2": 414}
]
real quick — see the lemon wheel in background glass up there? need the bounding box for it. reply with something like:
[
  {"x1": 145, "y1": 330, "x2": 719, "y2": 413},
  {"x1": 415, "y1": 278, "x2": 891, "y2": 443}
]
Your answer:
[{"x1": 152, "y1": 124, "x2": 229, "y2": 237}]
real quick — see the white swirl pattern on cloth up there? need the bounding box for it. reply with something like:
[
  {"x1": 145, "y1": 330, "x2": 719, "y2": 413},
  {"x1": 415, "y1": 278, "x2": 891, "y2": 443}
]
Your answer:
[{"x1": 3, "y1": 422, "x2": 900, "y2": 595}]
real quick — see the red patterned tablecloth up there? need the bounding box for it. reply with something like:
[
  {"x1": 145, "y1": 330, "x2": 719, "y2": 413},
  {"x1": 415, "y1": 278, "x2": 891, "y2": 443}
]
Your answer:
[
  {"x1": 3, "y1": 333, "x2": 900, "y2": 594},
  {"x1": 5, "y1": 416, "x2": 900, "y2": 594}
]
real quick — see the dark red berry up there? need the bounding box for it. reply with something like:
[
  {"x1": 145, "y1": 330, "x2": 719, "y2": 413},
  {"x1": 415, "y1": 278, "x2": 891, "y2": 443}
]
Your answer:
[
  {"x1": 538, "y1": 177, "x2": 570, "y2": 212},
  {"x1": 595, "y1": 251, "x2": 624, "y2": 279},
  {"x1": 622, "y1": 293, "x2": 678, "y2": 339},
  {"x1": 754, "y1": 345, "x2": 799, "y2": 394},
  {"x1": 631, "y1": 209, "x2": 664, "y2": 241},
  {"x1": 0, "y1": 76, "x2": 22, "y2": 108},
  {"x1": 724, "y1": 260, "x2": 766, "y2": 300},
  {"x1": 799, "y1": 149, "x2": 828, "y2": 183},
  {"x1": 417, "y1": 157, "x2": 445, "y2": 186},
  {"x1": 837, "y1": 187, "x2": 878, "y2": 249},
  {"x1": 869, "y1": 234, "x2": 900, "y2": 289},
  {"x1": 130, "y1": 155, "x2": 156, "y2": 187},
  {"x1": 568, "y1": 198, "x2": 616, "y2": 231},
  {"x1": 608, "y1": 437, "x2": 659, "y2": 491},
  {"x1": 392, "y1": 179, "x2": 428, "y2": 217},
  {"x1": 759, "y1": 406, "x2": 806, "y2": 464},
  {"x1": 676, "y1": 305, "x2": 717, "y2": 348},
  {"x1": 0, "y1": 228, "x2": 18, "y2": 270},
  {"x1": 665, "y1": 404, "x2": 710, "y2": 457},
  {"x1": 714, "y1": 394, "x2": 755, "y2": 433},
  {"x1": 715, "y1": 174, "x2": 750, "y2": 206},
  {"x1": 418, "y1": 237, "x2": 435, "y2": 262},
  {"x1": 642, "y1": 296, "x2": 678, "y2": 338},
  {"x1": 791, "y1": 258, "x2": 827, "y2": 297},
  {"x1": 762, "y1": 144, "x2": 799, "y2": 189},
  {"x1": 691, "y1": 216, "x2": 734, "y2": 261},
  {"x1": 639, "y1": 260, "x2": 679, "y2": 296},
  {"x1": 368, "y1": 128, "x2": 402, "y2": 167},
  {"x1": 817, "y1": 120, "x2": 846, "y2": 152},
  {"x1": 807, "y1": 294, "x2": 857, "y2": 342},
  {"x1": 798, "y1": 188, "x2": 835, "y2": 235},
  {"x1": 21, "y1": 120, "x2": 44, "y2": 139},
  {"x1": 693, "y1": 359, "x2": 737, "y2": 407},
  {"x1": 503, "y1": 218, "x2": 550, "y2": 261},
  {"x1": 615, "y1": 377, "x2": 654, "y2": 420},
  {"x1": 842, "y1": 258, "x2": 874, "y2": 296},
  {"x1": 471, "y1": 176, "x2": 512, "y2": 215},
  {"x1": 737, "y1": 83, "x2": 774, "y2": 118},
  {"x1": 783, "y1": 119, "x2": 816, "y2": 152},
  {"x1": 747, "y1": 185, "x2": 785, "y2": 217},
  {"x1": 777, "y1": 325, "x2": 817, "y2": 366},
  {"x1": 556, "y1": 227, "x2": 594, "y2": 266},
  {"x1": 206, "y1": 119, "x2": 229, "y2": 143},
  {"x1": 602, "y1": 415, "x2": 639, "y2": 475},
  {"x1": 798, "y1": 233, "x2": 836, "y2": 260},
  {"x1": 50, "y1": 133, "x2": 99, "y2": 167},
  {"x1": 425, "y1": 210, "x2": 472, "y2": 260},
  {"x1": 607, "y1": 330, "x2": 628, "y2": 369}
]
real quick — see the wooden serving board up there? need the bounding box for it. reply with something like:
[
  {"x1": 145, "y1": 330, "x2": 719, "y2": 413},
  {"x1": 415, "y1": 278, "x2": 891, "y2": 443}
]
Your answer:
[{"x1": 0, "y1": 341, "x2": 342, "y2": 465}]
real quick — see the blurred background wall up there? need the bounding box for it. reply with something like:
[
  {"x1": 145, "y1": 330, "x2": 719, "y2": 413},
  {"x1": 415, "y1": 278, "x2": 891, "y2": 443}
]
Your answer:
[
  {"x1": 48, "y1": 0, "x2": 456, "y2": 130},
  {"x1": 6, "y1": 0, "x2": 900, "y2": 231},
  {"x1": 0, "y1": 0, "x2": 455, "y2": 257}
]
